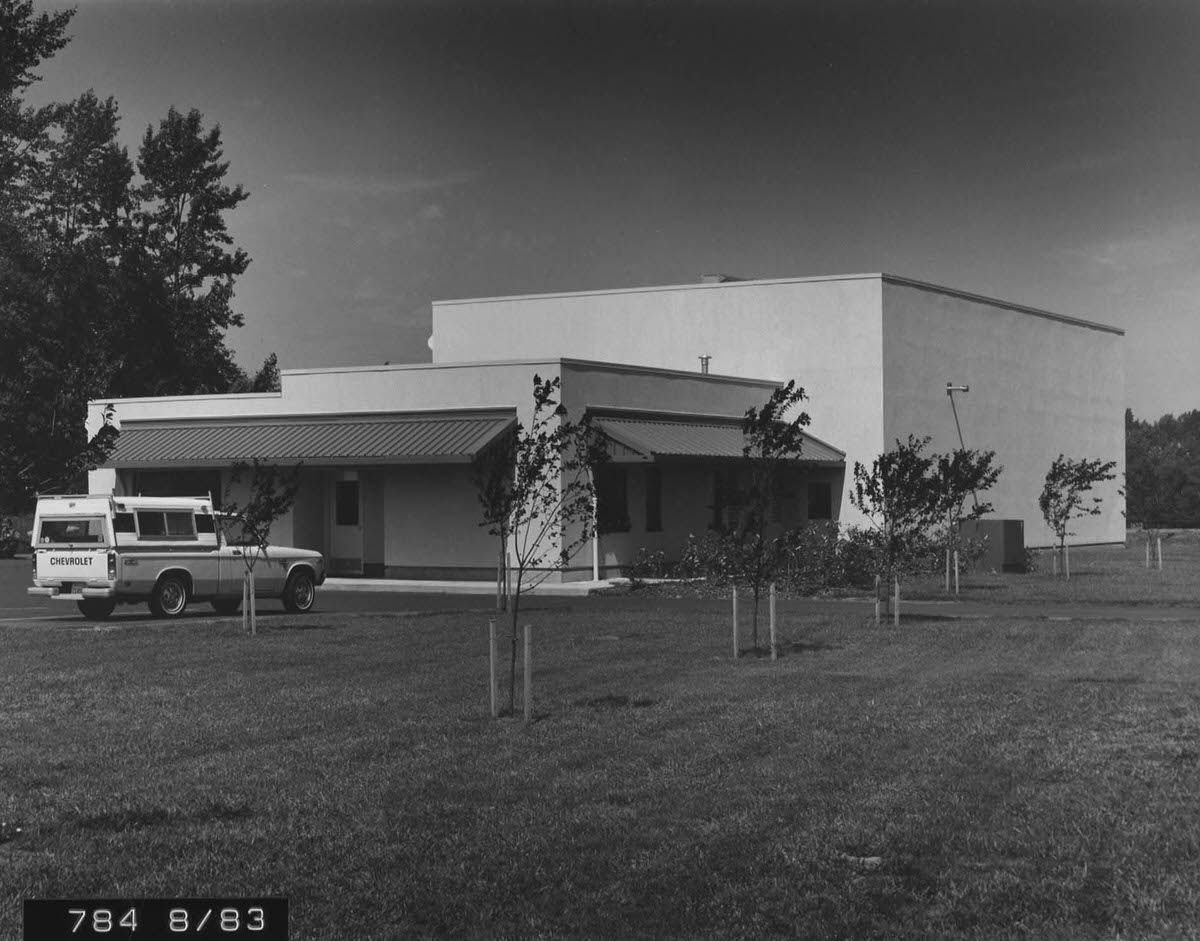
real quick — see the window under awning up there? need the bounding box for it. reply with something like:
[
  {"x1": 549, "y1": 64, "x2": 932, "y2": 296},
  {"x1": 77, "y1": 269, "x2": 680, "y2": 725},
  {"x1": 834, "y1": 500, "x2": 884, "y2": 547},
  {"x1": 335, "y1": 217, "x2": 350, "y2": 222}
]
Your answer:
[
  {"x1": 592, "y1": 412, "x2": 845, "y2": 465},
  {"x1": 104, "y1": 409, "x2": 517, "y2": 468}
]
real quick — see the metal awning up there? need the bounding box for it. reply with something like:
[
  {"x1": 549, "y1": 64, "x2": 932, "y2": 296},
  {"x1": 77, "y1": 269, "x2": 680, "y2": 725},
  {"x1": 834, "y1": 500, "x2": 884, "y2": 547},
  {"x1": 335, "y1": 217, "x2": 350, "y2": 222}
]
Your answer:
[
  {"x1": 105, "y1": 410, "x2": 516, "y2": 468},
  {"x1": 593, "y1": 413, "x2": 845, "y2": 465}
]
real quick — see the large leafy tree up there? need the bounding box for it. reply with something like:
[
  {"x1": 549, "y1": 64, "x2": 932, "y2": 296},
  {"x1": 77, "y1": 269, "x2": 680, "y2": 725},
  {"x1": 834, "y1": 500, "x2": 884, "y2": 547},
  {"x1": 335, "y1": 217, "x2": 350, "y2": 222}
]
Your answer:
[
  {"x1": 0, "y1": 3, "x2": 272, "y2": 511},
  {"x1": 121, "y1": 106, "x2": 250, "y2": 396},
  {"x1": 1126, "y1": 408, "x2": 1200, "y2": 529}
]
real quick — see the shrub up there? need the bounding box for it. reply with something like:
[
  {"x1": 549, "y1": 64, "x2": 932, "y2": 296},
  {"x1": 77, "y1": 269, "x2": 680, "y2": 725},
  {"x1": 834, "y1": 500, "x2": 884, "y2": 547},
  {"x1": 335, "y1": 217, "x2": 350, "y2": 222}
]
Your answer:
[
  {"x1": 0, "y1": 517, "x2": 25, "y2": 558},
  {"x1": 621, "y1": 548, "x2": 670, "y2": 580}
]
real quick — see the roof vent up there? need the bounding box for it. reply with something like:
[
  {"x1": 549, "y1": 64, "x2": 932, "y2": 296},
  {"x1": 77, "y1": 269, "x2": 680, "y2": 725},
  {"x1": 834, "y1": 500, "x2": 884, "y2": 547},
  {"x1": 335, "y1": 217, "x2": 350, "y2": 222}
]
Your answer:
[{"x1": 701, "y1": 273, "x2": 746, "y2": 284}]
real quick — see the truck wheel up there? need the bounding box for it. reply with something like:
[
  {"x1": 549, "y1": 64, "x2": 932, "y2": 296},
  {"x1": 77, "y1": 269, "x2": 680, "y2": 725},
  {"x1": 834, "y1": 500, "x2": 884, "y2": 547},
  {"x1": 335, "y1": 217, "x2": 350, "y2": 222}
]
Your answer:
[
  {"x1": 282, "y1": 570, "x2": 316, "y2": 613},
  {"x1": 211, "y1": 597, "x2": 241, "y2": 615},
  {"x1": 77, "y1": 599, "x2": 116, "y2": 620},
  {"x1": 149, "y1": 575, "x2": 189, "y2": 619}
]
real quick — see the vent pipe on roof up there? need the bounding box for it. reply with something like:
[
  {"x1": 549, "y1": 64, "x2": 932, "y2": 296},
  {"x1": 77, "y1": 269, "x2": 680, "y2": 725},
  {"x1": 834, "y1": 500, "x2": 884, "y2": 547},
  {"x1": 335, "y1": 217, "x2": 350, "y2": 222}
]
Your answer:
[
  {"x1": 701, "y1": 273, "x2": 746, "y2": 284},
  {"x1": 699, "y1": 354, "x2": 711, "y2": 374}
]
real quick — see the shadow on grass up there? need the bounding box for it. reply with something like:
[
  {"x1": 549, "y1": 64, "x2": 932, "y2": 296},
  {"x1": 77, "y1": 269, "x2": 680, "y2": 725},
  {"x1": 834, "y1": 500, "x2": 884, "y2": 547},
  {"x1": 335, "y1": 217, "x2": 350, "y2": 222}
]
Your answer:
[
  {"x1": 575, "y1": 693, "x2": 659, "y2": 710},
  {"x1": 781, "y1": 639, "x2": 844, "y2": 654},
  {"x1": 258, "y1": 620, "x2": 338, "y2": 633},
  {"x1": 74, "y1": 801, "x2": 254, "y2": 832}
]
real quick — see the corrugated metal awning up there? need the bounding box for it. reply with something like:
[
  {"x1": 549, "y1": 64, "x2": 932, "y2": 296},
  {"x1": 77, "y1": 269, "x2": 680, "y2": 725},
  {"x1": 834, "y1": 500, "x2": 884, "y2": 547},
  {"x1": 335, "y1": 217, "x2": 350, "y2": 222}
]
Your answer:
[
  {"x1": 593, "y1": 413, "x2": 845, "y2": 465},
  {"x1": 105, "y1": 410, "x2": 516, "y2": 468}
]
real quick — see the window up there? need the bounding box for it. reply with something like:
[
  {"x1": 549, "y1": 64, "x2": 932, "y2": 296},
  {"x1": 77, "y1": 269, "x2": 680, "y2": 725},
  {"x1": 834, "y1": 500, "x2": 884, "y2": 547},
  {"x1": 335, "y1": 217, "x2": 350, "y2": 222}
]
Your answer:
[
  {"x1": 136, "y1": 511, "x2": 165, "y2": 536},
  {"x1": 595, "y1": 466, "x2": 630, "y2": 533},
  {"x1": 335, "y1": 481, "x2": 359, "y2": 526},
  {"x1": 136, "y1": 510, "x2": 197, "y2": 539},
  {"x1": 645, "y1": 467, "x2": 662, "y2": 532},
  {"x1": 165, "y1": 511, "x2": 195, "y2": 536},
  {"x1": 807, "y1": 481, "x2": 833, "y2": 520},
  {"x1": 38, "y1": 517, "x2": 106, "y2": 544},
  {"x1": 113, "y1": 513, "x2": 136, "y2": 534},
  {"x1": 195, "y1": 513, "x2": 215, "y2": 534},
  {"x1": 711, "y1": 469, "x2": 742, "y2": 531}
]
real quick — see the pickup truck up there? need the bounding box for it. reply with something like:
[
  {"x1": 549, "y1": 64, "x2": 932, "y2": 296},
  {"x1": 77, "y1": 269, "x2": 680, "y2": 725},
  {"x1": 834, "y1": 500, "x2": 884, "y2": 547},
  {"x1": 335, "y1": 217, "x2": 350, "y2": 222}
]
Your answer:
[{"x1": 28, "y1": 494, "x2": 326, "y2": 620}]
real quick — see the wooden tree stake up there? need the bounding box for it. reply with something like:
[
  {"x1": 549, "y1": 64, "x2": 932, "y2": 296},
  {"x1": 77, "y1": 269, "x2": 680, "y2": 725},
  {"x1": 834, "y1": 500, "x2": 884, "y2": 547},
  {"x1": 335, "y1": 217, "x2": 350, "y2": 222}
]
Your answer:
[
  {"x1": 732, "y1": 587, "x2": 739, "y2": 658},
  {"x1": 523, "y1": 624, "x2": 532, "y2": 723},
  {"x1": 488, "y1": 619, "x2": 499, "y2": 718},
  {"x1": 893, "y1": 577, "x2": 900, "y2": 628},
  {"x1": 769, "y1": 582, "x2": 777, "y2": 661}
]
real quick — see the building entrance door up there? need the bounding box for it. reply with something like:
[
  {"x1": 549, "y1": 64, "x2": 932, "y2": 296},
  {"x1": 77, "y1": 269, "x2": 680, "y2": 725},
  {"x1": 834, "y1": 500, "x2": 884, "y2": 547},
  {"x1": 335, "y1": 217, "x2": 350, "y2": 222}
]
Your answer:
[{"x1": 329, "y1": 474, "x2": 363, "y2": 575}]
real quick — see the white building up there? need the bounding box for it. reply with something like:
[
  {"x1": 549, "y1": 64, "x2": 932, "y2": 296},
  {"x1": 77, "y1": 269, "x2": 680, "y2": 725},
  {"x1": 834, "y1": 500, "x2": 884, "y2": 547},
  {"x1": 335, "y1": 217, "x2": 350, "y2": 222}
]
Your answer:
[{"x1": 89, "y1": 272, "x2": 1125, "y2": 581}]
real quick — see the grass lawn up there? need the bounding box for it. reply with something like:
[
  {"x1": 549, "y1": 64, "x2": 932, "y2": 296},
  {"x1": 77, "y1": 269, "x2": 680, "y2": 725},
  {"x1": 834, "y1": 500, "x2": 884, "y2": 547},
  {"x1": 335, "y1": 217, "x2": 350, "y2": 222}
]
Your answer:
[
  {"x1": 3, "y1": 606, "x2": 1200, "y2": 939},
  {"x1": 901, "y1": 530, "x2": 1200, "y2": 606}
]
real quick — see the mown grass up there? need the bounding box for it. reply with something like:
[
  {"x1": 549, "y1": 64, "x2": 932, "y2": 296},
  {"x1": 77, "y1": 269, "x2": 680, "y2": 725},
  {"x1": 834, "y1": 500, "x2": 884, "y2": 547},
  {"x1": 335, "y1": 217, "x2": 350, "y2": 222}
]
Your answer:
[
  {"x1": 3, "y1": 608, "x2": 1200, "y2": 939},
  {"x1": 904, "y1": 529, "x2": 1200, "y2": 605}
]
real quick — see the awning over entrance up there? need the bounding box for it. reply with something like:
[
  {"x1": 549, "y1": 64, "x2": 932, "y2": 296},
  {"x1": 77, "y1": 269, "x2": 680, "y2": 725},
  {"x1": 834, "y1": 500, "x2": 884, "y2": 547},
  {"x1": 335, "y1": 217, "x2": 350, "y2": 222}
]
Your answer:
[
  {"x1": 592, "y1": 412, "x2": 845, "y2": 465},
  {"x1": 105, "y1": 409, "x2": 517, "y2": 468}
]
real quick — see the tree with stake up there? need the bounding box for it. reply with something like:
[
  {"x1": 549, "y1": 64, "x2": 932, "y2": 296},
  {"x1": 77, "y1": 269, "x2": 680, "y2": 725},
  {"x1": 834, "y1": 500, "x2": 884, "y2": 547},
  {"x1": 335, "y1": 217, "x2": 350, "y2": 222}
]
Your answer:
[
  {"x1": 221, "y1": 459, "x2": 302, "y2": 635},
  {"x1": 727, "y1": 381, "x2": 810, "y2": 653},
  {"x1": 473, "y1": 423, "x2": 518, "y2": 614},
  {"x1": 1038, "y1": 455, "x2": 1117, "y2": 579},
  {"x1": 932, "y1": 448, "x2": 1002, "y2": 593},
  {"x1": 850, "y1": 435, "x2": 941, "y2": 620},
  {"x1": 475, "y1": 375, "x2": 607, "y2": 715}
]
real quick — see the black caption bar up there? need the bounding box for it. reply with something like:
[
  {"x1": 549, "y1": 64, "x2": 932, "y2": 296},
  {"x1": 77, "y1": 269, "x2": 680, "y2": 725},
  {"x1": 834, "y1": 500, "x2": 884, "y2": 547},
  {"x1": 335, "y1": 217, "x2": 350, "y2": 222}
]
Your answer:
[{"x1": 24, "y1": 898, "x2": 288, "y2": 940}]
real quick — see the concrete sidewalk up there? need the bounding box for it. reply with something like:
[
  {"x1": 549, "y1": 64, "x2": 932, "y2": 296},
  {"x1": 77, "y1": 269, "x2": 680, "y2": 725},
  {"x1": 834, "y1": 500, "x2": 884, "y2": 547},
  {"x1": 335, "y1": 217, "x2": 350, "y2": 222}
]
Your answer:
[{"x1": 323, "y1": 577, "x2": 612, "y2": 597}]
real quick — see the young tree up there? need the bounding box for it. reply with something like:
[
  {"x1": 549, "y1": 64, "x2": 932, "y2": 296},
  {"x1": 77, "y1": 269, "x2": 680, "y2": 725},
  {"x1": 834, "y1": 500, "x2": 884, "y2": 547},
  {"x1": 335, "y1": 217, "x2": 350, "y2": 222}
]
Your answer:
[
  {"x1": 726, "y1": 380, "x2": 810, "y2": 652},
  {"x1": 849, "y1": 435, "x2": 941, "y2": 616},
  {"x1": 221, "y1": 459, "x2": 302, "y2": 635},
  {"x1": 932, "y1": 448, "x2": 1002, "y2": 591},
  {"x1": 1038, "y1": 455, "x2": 1117, "y2": 578},
  {"x1": 473, "y1": 423, "x2": 518, "y2": 613},
  {"x1": 475, "y1": 375, "x2": 607, "y2": 713}
]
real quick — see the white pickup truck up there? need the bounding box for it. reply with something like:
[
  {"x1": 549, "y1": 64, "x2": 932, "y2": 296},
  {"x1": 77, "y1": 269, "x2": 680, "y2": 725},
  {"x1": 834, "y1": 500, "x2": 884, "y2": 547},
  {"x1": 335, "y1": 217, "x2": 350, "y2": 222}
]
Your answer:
[{"x1": 28, "y1": 494, "x2": 326, "y2": 620}]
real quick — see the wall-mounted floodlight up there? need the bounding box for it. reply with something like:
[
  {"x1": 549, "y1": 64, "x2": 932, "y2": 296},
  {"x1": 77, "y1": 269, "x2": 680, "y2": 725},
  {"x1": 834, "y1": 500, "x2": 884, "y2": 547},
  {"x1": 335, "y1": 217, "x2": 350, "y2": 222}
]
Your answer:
[{"x1": 946, "y1": 381, "x2": 976, "y2": 510}]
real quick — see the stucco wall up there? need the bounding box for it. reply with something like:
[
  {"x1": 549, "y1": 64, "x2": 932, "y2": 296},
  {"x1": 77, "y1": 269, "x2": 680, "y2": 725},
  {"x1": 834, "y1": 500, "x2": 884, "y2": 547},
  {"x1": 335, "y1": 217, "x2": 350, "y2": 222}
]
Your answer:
[
  {"x1": 433, "y1": 276, "x2": 886, "y2": 527},
  {"x1": 383, "y1": 464, "x2": 495, "y2": 577},
  {"x1": 881, "y1": 280, "x2": 1125, "y2": 546}
]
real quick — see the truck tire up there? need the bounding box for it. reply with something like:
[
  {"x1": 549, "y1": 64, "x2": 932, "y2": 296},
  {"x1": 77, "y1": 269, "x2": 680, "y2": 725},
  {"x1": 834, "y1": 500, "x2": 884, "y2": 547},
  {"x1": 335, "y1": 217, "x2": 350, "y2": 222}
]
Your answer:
[
  {"x1": 77, "y1": 599, "x2": 116, "y2": 620},
  {"x1": 149, "y1": 574, "x2": 189, "y2": 619},
  {"x1": 282, "y1": 569, "x2": 316, "y2": 613},
  {"x1": 211, "y1": 597, "x2": 241, "y2": 615}
]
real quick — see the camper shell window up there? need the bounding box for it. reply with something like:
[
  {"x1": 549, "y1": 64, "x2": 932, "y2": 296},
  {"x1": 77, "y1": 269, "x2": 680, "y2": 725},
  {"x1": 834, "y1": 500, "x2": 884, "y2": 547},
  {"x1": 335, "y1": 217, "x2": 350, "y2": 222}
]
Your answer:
[
  {"x1": 37, "y1": 517, "x2": 107, "y2": 545},
  {"x1": 135, "y1": 510, "x2": 197, "y2": 539}
]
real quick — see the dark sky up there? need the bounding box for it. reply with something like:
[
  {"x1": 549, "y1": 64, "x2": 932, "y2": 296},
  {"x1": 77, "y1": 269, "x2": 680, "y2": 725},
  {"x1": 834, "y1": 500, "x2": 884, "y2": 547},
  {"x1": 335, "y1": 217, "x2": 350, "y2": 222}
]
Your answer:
[{"x1": 29, "y1": 0, "x2": 1200, "y2": 416}]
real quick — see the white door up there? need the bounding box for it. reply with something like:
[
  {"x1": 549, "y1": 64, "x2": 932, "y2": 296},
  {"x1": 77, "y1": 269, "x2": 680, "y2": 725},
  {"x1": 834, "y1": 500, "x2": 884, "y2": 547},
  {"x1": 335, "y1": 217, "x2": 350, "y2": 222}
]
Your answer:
[{"x1": 330, "y1": 475, "x2": 363, "y2": 575}]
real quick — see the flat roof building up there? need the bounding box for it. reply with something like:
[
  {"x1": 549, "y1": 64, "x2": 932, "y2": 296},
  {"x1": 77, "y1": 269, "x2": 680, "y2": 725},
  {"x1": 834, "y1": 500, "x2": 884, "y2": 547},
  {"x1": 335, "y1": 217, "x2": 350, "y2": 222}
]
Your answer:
[{"x1": 88, "y1": 272, "x2": 1125, "y2": 581}]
